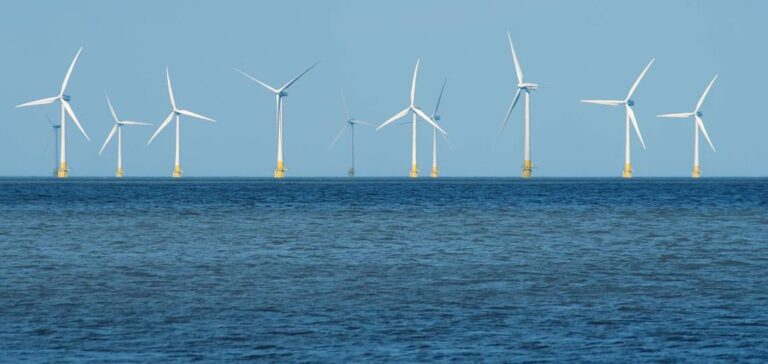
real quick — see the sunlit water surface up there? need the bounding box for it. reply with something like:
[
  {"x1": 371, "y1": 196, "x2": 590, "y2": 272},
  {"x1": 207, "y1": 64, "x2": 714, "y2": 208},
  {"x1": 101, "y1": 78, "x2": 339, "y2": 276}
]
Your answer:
[{"x1": 1, "y1": 178, "x2": 766, "y2": 362}]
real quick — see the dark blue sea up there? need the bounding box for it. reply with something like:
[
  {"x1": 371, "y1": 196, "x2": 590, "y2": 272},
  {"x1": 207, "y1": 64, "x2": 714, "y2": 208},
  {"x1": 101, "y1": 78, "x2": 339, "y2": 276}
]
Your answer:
[{"x1": 1, "y1": 178, "x2": 767, "y2": 362}]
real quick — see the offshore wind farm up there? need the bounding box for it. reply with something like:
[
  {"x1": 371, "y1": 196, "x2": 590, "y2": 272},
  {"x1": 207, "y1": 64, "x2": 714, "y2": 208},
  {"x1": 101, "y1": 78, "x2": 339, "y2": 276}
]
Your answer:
[
  {"x1": 4, "y1": 7, "x2": 749, "y2": 179},
  {"x1": 1, "y1": 1, "x2": 768, "y2": 363}
]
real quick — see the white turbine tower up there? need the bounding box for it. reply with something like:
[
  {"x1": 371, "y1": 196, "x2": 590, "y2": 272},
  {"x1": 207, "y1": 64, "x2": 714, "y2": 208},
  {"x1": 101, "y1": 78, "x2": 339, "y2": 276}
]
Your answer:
[
  {"x1": 658, "y1": 75, "x2": 718, "y2": 178},
  {"x1": 16, "y1": 47, "x2": 89, "y2": 178},
  {"x1": 99, "y1": 95, "x2": 151, "y2": 177},
  {"x1": 377, "y1": 59, "x2": 447, "y2": 178},
  {"x1": 581, "y1": 58, "x2": 655, "y2": 178},
  {"x1": 499, "y1": 32, "x2": 539, "y2": 178},
  {"x1": 147, "y1": 68, "x2": 216, "y2": 178},
  {"x1": 430, "y1": 79, "x2": 448, "y2": 178},
  {"x1": 330, "y1": 91, "x2": 374, "y2": 177},
  {"x1": 235, "y1": 62, "x2": 319, "y2": 178}
]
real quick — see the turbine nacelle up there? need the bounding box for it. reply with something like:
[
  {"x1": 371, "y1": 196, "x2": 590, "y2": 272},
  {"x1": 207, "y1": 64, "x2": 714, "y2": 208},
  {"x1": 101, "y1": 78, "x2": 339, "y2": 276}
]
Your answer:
[
  {"x1": 62, "y1": 95, "x2": 71, "y2": 102},
  {"x1": 627, "y1": 99, "x2": 635, "y2": 106},
  {"x1": 696, "y1": 111, "x2": 703, "y2": 117},
  {"x1": 279, "y1": 91, "x2": 288, "y2": 97},
  {"x1": 434, "y1": 115, "x2": 441, "y2": 121}
]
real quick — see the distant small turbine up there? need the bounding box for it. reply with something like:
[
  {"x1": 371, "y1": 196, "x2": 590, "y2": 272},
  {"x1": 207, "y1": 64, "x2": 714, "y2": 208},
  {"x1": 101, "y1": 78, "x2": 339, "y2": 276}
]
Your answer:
[
  {"x1": 657, "y1": 75, "x2": 718, "y2": 178},
  {"x1": 582, "y1": 58, "x2": 655, "y2": 178},
  {"x1": 430, "y1": 79, "x2": 449, "y2": 178},
  {"x1": 38, "y1": 110, "x2": 61, "y2": 176},
  {"x1": 235, "y1": 62, "x2": 319, "y2": 178},
  {"x1": 16, "y1": 47, "x2": 89, "y2": 178},
  {"x1": 148, "y1": 68, "x2": 216, "y2": 178},
  {"x1": 330, "y1": 91, "x2": 375, "y2": 177},
  {"x1": 99, "y1": 94, "x2": 151, "y2": 178},
  {"x1": 377, "y1": 59, "x2": 446, "y2": 178},
  {"x1": 499, "y1": 32, "x2": 539, "y2": 178}
]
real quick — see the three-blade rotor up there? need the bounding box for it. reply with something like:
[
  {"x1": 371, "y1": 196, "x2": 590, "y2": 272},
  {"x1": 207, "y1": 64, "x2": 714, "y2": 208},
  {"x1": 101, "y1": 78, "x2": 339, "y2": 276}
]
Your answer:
[
  {"x1": 377, "y1": 59, "x2": 447, "y2": 135},
  {"x1": 100, "y1": 94, "x2": 152, "y2": 155},
  {"x1": 499, "y1": 32, "x2": 540, "y2": 136},
  {"x1": 16, "y1": 47, "x2": 90, "y2": 142},
  {"x1": 330, "y1": 91, "x2": 375, "y2": 148},
  {"x1": 148, "y1": 69, "x2": 216, "y2": 145},
  {"x1": 657, "y1": 75, "x2": 718, "y2": 152},
  {"x1": 581, "y1": 58, "x2": 655, "y2": 149},
  {"x1": 235, "y1": 62, "x2": 320, "y2": 95}
]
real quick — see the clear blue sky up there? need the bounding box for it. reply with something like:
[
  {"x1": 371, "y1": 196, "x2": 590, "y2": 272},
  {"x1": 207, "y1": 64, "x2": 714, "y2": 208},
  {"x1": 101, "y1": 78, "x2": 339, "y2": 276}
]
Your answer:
[{"x1": 0, "y1": 0, "x2": 764, "y2": 177}]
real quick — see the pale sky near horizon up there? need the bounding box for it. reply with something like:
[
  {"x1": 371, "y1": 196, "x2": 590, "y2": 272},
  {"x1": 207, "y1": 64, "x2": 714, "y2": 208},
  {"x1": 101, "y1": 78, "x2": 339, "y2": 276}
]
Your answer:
[{"x1": 0, "y1": 0, "x2": 765, "y2": 177}]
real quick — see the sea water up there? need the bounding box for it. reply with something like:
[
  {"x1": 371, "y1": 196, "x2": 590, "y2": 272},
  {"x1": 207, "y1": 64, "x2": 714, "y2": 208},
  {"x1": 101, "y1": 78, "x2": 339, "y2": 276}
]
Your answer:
[{"x1": 1, "y1": 178, "x2": 766, "y2": 362}]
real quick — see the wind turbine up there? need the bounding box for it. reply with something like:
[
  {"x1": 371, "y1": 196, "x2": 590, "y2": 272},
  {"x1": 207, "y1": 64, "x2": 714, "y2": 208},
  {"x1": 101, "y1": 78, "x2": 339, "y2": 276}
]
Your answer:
[
  {"x1": 657, "y1": 75, "x2": 718, "y2": 178},
  {"x1": 581, "y1": 58, "x2": 655, "y2": 178},
  {"x1": 430, "y1": 79, "x2": 448, "y2": 178},
  {"x1": 235, "y1": 62, "x2": 319, "y2": 178},
  {"x1": 38, "y1": 110, "x2": 61, "y2": 176},
  {"x1": 498, "y1": 32, "x2": 540, "y2": 178},
  {"x1": 16, "y1": 47, "x2": 89, "y2": 178},
  {"x1": 99, "y1": 94, "x2": 152, "y2": 177},
  {"x1": 377, "y1": 59, "x2": 447, "y2": 178},
  {"x1": 147, "y1": 68, "x2": 216, "y2": 178},
  {"x1": 330, "y1": 91, "x2": 374, "y2": 177}
]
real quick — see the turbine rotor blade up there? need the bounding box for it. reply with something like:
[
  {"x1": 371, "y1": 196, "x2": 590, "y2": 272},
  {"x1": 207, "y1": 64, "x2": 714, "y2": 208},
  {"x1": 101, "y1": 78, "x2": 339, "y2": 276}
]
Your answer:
[
  {"x1": 695, "y1": 75, "x2": 718, "y2": 113},
  {"x1": 410, "y1": 59, "x2": 420, "y2": 106},
  {"x1": 626, "y1": 58, "x2": 655, "y2": 101},
  {"x1": 99, "y1": 124, "x2": 118, "y2": 155},
  {"x1": 119, "y1": 121, "x2": 152, "y2": 126},
  {"x1": 432, "y1": 78, "x2": 447, "y2": 117},
  {"x1": 63, "y1": 101, "x2": 89, "y2": 141},
  {"x1": 16, "y1": 96, "x2": 59, "y2": 108},
  {"x1": 377, "y1": 107, "x2": 411, "y2": 130},
  {"x1": 341, "y1": 90, "x2": 351, "y2": 120},
  {"x1": 39, "y1": 109, "x2": 56, "y2": 127},
  {"x1": 105, "y1": 93, "x2": 119, "y2": 123},
  {"x1": 234, "y1": 68, "x2": 278, "y2": 93},
  {"x1": 351, "y1": 120, "x2": 375, "y2": 127},
  {"x1": 414, "y1": 106, "x2": 446, "y2": 135},
  {"x1": 696, "y1": 115, "x2": 716, "y2": 152},
  {"x1": 177, "y1": 109, "x2": 215, "y2": 122},
  {"x1": 440, "y1": 131, "x2": 453, "y2": 150},
  {"x1": 499, "y1": 88, "x2": 522, "y2": 135},
  {"x1": 329, "y1": 123, "x2": 348, "y2": 148},
  {"x1": 280, "y1": 61, "x2": 320, "y2": 91},
  {"x1": 147, "y1": 111, "x2": 175, "y2": 145},
  {"x1": 581, "y1": 99, "x2": 624, "y2": 106},
  {"x1": 166, "y1": 68, "x2": 176, "y2": 110},
  {"x1": 507, "y1": 32, "x2": 524, "y2": 84},
  {"x1": 657, "y1": 112, "x2": 694, "y2": 118},
  {"x1": 60, "y1": 47, "x2": 84, "y2": 96},
  {"x1": 627, "y1": 105, "x2": 646, "y2": 150}
]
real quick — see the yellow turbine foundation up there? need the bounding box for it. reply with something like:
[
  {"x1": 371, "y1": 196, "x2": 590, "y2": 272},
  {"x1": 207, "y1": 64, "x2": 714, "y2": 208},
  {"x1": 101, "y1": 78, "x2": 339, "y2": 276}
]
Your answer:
[
  {"x1": 692, "y1": 165, "x2": 701, "y2": 179},
  {"x1": 522, "y1": 160, "x2": 533, "y2": 179},
  {"x1": 172, "y1": 164, "x2": 182, "y2": 178},
  {"x1": 116, "y1": 168, "x2": 124, "y2": 178},
  {"x1": 622, "y1": 163, "x2": 632, "y2": 179},
  {"x1": 274, "y1": 161, "x2": 286, "y2": 179},
  {"x1": 409, "y1": 164, "x2": 419, "y2": 178},
  {"x1": 430, "y1": 166, "x2": 438, "y2": 178},
  {"x1": 57, "y1": 162, "x2": 68, "y2": 178}
]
